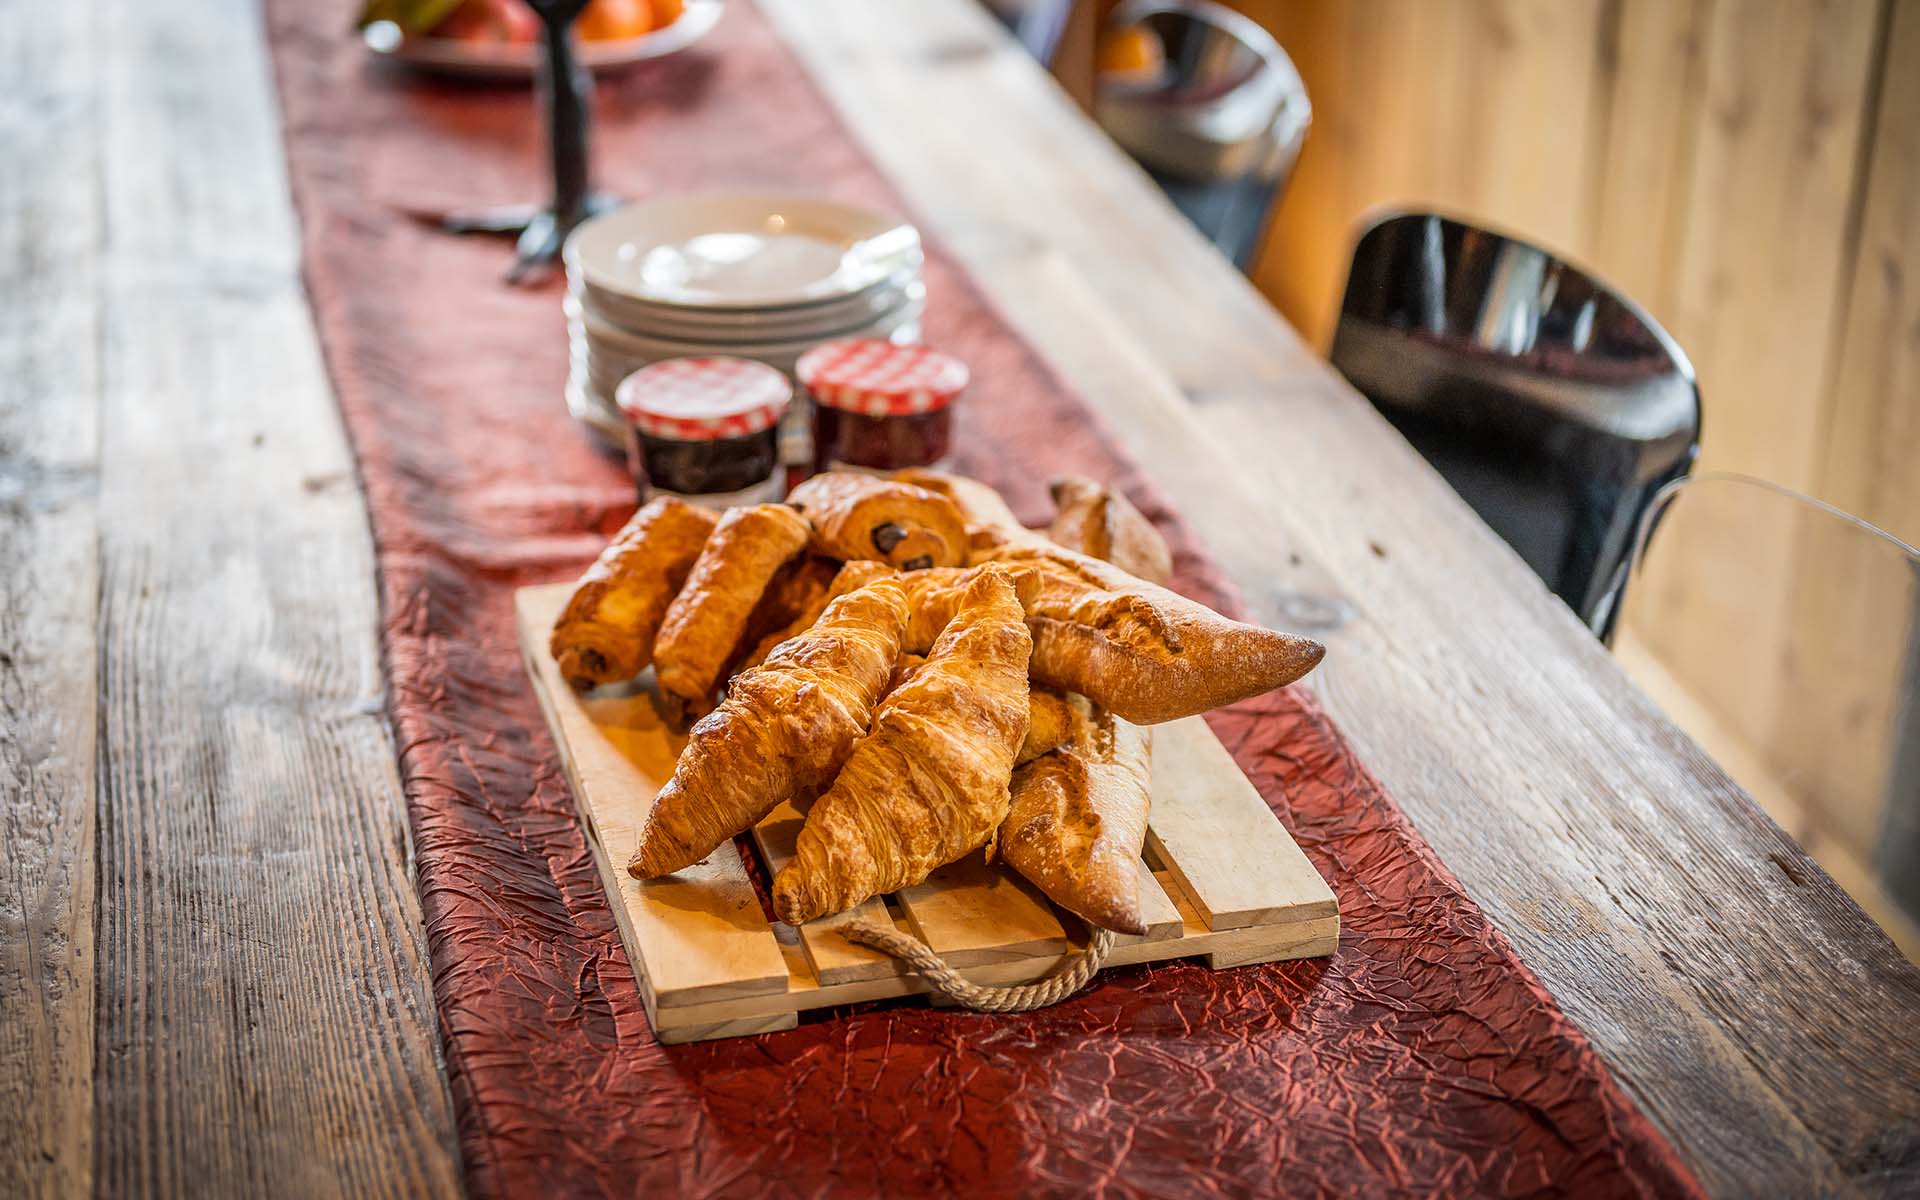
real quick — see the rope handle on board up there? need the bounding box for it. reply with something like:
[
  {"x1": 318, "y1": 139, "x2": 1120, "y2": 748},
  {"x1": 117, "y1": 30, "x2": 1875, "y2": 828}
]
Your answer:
[{"x1": 840, "y1": 919, "x2": 1116, "y2": 1013}]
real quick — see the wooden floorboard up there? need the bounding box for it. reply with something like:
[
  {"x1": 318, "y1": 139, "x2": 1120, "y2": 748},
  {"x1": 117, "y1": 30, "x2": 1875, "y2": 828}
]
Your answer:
[{"x1": 0, "y1": 3, "x2": 103, "y2": 1195}]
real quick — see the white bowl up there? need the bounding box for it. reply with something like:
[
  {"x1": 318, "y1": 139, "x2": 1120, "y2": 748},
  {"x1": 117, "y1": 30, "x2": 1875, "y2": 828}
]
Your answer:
[{"x1": 564, "y1": 192, "x2": 922, "y2": 310}]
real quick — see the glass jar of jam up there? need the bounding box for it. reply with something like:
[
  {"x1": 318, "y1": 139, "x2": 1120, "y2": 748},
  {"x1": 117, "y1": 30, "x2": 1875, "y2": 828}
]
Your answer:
[
  {"x1": 797, "y1": 338, "x2": 968, "y2": 474},
  {"x1": 615, "y1": 357, "x2": 792, "y2": 507}
]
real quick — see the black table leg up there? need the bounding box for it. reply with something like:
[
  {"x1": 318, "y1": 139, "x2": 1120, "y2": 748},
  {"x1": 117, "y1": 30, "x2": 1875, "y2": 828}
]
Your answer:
[{"x1": 440, "y1": 0, "x2": 619, "y2": 284}]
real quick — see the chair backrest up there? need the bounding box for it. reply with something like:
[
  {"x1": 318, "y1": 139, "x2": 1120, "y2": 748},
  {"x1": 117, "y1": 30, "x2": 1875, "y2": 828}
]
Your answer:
[
  {"x1": 1619, "y1": 473, "x2": 1920, "y2": 953},
  {"x1": 1331, "y1": 210, "x2": 1700, "y2": 637},
  {"x1": 1094, "y1": 0, "x2": 1310, "y2": 268}
]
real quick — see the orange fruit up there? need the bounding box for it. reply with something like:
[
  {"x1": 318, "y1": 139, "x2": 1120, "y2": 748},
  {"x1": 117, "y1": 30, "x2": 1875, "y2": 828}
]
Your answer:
[
  {"x1": 1098, "y1": 24, "x2": 1165, "y2": 79},
  {"x1": 578, "y1": 0, "x2": 653, "y2": 40}
]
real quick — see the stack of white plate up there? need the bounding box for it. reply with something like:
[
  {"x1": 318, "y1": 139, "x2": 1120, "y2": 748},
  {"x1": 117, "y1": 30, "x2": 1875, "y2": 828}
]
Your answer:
[{"x1": 563, "y1": 193, "x2": 926, "y2": 447}]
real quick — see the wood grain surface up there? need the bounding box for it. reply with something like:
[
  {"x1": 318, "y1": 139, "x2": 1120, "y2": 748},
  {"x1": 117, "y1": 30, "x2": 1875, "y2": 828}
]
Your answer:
[
  {"x1": 1, "y1": 0, "x2": 461, "y2": 1195},
  {"x1": 761, "y1": 2, "x2": 1920, "y2": 1194},
  {"x1": 7, "y1": 0, "x2": 1918, "y2": 1193}
]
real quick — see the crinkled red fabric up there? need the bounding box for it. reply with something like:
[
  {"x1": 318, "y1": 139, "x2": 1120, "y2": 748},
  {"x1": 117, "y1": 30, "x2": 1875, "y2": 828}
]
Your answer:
[{"x1": 264, "y1": 3, "x2": 1703, "y2": 1196}]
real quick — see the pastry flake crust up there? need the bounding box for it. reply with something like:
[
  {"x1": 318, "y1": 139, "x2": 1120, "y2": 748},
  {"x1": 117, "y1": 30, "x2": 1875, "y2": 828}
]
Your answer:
[
  {"x1": 549, "y1": 496, "x2": 718, "y2": 689},
  {"x1": 771, "y1": 565, "x2": 1033, "y2": 924},
  {"x1": 628, "y1": 575, "x2": 913, "y2": 878},
  {"x1": 788, "y1": 471, "x2": 970, "y2": 569},
  {"x1": 652, "y1": 503, "x2": 811, "y2": 713}
]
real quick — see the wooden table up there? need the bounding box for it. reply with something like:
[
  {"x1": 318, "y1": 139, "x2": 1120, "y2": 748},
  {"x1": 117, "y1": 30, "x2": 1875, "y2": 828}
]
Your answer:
[{"x1": 5, "y1": 0, "x2": 1915, "y2": 1196}]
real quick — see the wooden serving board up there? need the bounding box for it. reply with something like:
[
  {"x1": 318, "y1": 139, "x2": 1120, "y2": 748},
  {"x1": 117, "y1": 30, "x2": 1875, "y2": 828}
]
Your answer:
[{"x1": 516, "y1": 582, "x2": 1339, "y2": 1044}]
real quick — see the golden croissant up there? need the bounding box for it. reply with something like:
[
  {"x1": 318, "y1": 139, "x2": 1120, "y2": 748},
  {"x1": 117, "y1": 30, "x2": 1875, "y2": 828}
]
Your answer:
[
  {"x1": 772, "y1": 565, "x2": 1033, "y2": 924},
  {"x1": 627, "y1": 576, "x2": 913, "y2": 879}
]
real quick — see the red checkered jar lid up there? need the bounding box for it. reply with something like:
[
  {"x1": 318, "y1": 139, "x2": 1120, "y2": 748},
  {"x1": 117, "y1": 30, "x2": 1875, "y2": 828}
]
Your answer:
[
  {"x1": 615, "y1": 357, "x2": 793, "y2": 441},
  {"x1": 795, "y1": 338, "x2": 969, "y2": 417}
]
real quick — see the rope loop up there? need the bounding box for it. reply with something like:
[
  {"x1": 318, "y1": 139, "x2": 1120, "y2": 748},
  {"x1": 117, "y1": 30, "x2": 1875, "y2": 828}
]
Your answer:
[{"x1": 840, "y1": 918, "x2": 1115, "y2": 1013}]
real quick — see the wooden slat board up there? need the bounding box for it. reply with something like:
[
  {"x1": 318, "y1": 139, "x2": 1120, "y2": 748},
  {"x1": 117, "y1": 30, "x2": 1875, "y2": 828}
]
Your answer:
[{"x1": 516, "y1": 583, "x2": 1338, "y2": 1043}]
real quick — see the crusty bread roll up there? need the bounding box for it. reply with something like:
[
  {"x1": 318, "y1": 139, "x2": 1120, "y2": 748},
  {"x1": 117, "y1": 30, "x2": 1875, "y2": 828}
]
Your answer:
[
  {"x1": 788, "y1": 472, "x2": 969, "y2": 569},
  {"x1": 1002, "y1": 708, "x2": 1153, "y2": 935},
  {"x1": 1047, "y1": 475, "x2": 1174, "y2": 586},
  {"x1": 549, "y1": 497, "x2": 717, "y2": 689},
  {"x1": 652, "y1": 503, "x2": 811, "y2": 714}
]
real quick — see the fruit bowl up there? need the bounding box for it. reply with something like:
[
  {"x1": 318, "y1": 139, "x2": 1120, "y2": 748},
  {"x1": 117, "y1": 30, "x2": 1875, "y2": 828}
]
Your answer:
[{"x1": 363, "y1": 0, "x2": 723, "y2": 81}]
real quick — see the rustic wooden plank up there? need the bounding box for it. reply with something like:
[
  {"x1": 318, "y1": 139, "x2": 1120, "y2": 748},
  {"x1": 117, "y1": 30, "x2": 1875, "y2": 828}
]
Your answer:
[
  {"x1": 1774, "y1": 0, "x2": 1920, "y2": 875},
  {"x1": 1146, "y1": 719, "x2": 1338, "y2": 931},
  {"x1": 762, "y1": 2, "x2": 1920, "y2": 1191},
  {"x1": 1125, "y1": 859, "x2": 1185, "y2": 943},
  {"x1": 516, "y1": 585, "x2": 790, "y2": 1011},
  {"x1": 750, "y1": 802, "x2": 905, "y2": 986},
  {"x1": 0, "y1": 3, "x2": 101, "y2": 1195},
  {"x1": 79, "y1": 0, "x2": 462, "y2": 1194},
  {"x1": 894, "y1": 855, "x2": 1072, "y2": 968},
  {"x1": 1620, "y1": 0, "x2": 1886, "y2": 788}
]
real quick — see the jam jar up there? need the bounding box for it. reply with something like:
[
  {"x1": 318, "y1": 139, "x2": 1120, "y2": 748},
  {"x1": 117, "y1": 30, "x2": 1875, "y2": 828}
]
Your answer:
[
  {"x1": 797, "y1": 338, "x2": 969, "y2": 474},
  {"x1": 615, "y1": 357, "x2": 792, "y2": 507}
]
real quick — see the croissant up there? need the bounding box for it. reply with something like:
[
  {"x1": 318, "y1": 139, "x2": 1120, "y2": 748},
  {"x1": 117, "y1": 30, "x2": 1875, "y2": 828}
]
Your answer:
[
  {"x1": 974, "y1": 542, "x2": 1324, "y2": 724},
  {"x1": 772, "y1": 565, "x2": 1033, "y2": 924},
  {"x1": 652, "y1": 503, "x2": 811, "y2": 714},
  {"x1": 1048, "y1": 475, "x2": 1174, "y2": 585},
  {"x1": 548, "y1": 497, "x2": 718, "y2": 689},
  {"x1": 737, "y1": 556, "x2": 841, "y2": 670},
  {"x1": 628, "y1": 575, "x2": 913, "y2": 878},
  {"x1": 787, "y1": 472, "x2": 970, "y2": 569},
  {"x1": 892, "y1": 650, "x2": 1074, "y2": 764},
  {"x1": 1001, "y1": 708, "x2": 1154, "y2": 935}
]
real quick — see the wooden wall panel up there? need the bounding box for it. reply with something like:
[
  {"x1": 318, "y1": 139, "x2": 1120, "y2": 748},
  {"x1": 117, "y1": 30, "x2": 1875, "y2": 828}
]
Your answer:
[
  {"x1": 1219, "y1": 0, "x2": 1916, "y2": 945},
  {"x1": 1244, "y1": 0, "x2": 1609, "y2": 347}
]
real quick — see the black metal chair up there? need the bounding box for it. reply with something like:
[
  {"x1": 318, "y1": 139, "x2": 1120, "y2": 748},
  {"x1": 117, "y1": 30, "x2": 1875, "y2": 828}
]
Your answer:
[
  {"x1": 986, "y1": 0, "x2": 1308, "y2": 270},
  {"x1": 1094, "y1": 0, "x2": 1310, "y2": 270},
  {"x1": 1330, "y1": 211, "x2": 1701, "y2": 638}
]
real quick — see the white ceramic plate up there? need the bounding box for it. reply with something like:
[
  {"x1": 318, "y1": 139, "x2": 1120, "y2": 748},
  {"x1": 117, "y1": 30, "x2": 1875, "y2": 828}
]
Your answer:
[
  {"x1": 574, "y1": 277, "x2": 925, "y2": 342},
  {"x1": 362, "y1": 1, "x2": 724, "y2": 82},
  {"x1": 567, "y1": 291, "x2": 923, "y2": 362},
  {"x1": 565, "y1": 193, "x2": 922, "y2": 310}
]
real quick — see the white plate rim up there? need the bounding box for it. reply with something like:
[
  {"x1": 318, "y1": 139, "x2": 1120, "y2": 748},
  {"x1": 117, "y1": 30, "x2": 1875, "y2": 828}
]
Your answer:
[{"x1": 563, "y1": 191, "x2": 922, "y2": 311}]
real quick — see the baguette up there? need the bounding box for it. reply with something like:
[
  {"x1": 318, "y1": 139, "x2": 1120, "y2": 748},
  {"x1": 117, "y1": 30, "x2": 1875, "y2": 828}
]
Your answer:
[
  {"x1": 975, "y1": 542, "x2": 1324, "y2": 723},
  {"x1": 1047, "y1": 475, "x2": 1174, "y2": 585},
  {"x1": 1002, "y1": 708, "x2": 1153, "y2": 935}
]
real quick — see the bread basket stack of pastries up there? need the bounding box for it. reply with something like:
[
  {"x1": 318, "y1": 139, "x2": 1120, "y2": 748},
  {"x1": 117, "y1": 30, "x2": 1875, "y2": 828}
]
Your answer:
[{"x1": 549, "y1": 471, "x2": 1325, "y2": 934}]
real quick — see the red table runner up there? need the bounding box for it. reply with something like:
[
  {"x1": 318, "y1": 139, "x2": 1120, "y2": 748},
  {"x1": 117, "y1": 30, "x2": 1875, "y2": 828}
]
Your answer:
[{"x1": 265, "y1": 3, "x2": 1702, "y2": 1195}]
